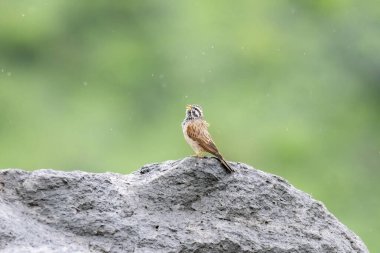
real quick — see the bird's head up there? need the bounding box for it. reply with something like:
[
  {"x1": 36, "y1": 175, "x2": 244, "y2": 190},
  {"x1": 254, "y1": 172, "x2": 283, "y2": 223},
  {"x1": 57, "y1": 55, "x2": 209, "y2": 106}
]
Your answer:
[{"x1": 185, "y1": 104, "x2": 203, "y2": 120}]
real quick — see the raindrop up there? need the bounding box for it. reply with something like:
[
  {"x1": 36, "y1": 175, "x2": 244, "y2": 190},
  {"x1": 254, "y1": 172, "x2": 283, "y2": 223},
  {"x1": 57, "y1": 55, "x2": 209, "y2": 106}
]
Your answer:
[
  {"x1": 7, "y1": 72, "x2": 12, "y2": 77},
  {"x1": 201, "y1": 51, "x2": 206, "y2": 55},
  {"x1": 211, "y1": 45, "x2": 214, "y2": 49},
  {"x1": 159, "y1": 74, "x2": 164, "y2": 79},
  {"x1": 184, "y1": 95, "x2": 188, "y2": 99},
  {"x1": 1, "y1": 69, "x2": 4, "y2": 73},
  {"x1": 83, "y1": 81, "x2": 88, "y2": 86},
  {"x1": 21, "y1": 14, "x2": 25, "y2": 17}
]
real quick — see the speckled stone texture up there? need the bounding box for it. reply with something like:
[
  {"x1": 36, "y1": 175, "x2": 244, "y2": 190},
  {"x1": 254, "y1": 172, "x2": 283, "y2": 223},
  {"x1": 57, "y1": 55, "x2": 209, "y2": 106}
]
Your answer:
[{"x1": 0, "y1": 157, "x2": 368, "y2": 253}]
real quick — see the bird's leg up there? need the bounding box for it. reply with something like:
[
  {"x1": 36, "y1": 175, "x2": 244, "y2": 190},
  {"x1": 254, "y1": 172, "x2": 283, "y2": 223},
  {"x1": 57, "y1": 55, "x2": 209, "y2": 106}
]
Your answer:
[{"x1": 192, "y1": 151, "x2": 205, "y2": 158}]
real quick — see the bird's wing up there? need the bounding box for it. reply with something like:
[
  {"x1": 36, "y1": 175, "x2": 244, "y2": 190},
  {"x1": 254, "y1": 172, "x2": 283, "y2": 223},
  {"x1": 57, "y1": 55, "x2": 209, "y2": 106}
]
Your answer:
[{"x1": 186, "y1": 120, "x2": 221, "y2": 157}]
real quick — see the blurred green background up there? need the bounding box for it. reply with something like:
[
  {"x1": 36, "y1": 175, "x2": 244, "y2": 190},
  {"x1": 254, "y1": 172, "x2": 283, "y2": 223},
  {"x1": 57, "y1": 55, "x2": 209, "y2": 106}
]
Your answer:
[{"x1": 0, "y1": 0, "x2": 379, "y2": 251}]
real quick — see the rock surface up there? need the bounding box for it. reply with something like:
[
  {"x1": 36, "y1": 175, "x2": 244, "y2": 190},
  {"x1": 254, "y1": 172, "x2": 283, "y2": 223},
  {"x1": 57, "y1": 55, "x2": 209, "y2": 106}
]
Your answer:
[{"x1": 0, "y1": 157, "x2": 368, "y2": 253}]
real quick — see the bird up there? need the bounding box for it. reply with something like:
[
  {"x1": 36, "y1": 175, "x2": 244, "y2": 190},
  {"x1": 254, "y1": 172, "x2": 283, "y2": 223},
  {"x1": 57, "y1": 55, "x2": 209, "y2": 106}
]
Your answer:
[{"x1": 182, "y1": 104, "x2": 234, "y2": 173}]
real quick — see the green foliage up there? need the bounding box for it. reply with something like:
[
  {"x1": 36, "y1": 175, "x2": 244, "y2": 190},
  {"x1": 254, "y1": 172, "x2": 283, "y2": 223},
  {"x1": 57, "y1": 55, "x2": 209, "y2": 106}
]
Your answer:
[{"x1": 0, "y1": 0, "x2": 379, "y2": 250}]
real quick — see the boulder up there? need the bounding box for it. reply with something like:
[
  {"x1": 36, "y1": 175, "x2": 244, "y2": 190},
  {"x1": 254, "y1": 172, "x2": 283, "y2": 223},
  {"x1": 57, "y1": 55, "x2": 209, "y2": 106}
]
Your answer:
[{"x1": 0, "y1": 157, "x2": 368, "y2": 252}]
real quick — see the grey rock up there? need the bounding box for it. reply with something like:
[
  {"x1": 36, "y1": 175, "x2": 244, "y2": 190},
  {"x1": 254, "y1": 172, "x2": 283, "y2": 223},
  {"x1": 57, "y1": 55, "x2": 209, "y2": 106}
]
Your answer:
[{"x1": 0, "y1": 157, "x2": 368, "y2": 253}]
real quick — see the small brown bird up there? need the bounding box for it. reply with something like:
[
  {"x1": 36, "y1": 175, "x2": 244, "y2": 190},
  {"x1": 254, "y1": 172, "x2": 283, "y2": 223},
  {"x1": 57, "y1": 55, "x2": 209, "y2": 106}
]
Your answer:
[{"x1": 182, "y1": 104, "x2": 234, "y2": 173}]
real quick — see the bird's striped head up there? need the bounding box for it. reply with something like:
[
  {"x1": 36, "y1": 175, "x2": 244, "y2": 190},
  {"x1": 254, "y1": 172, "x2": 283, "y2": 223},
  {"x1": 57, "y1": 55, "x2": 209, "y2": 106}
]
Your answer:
[{"x1": 185, "y1": 104, "x2": 203, "y2": 120}]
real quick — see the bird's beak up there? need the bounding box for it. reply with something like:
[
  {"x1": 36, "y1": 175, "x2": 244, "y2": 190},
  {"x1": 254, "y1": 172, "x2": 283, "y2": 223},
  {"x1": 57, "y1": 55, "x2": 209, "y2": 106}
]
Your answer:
[{"x1": 186, "y1": 105, "x2": 192, "y2": 110}]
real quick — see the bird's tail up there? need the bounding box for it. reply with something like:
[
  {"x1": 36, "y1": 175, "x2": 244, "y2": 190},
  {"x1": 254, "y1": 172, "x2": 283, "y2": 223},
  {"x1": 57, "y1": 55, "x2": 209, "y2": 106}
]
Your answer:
[{"x1": 216, "y1": 156, "x2": 235, "y2": 173}]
